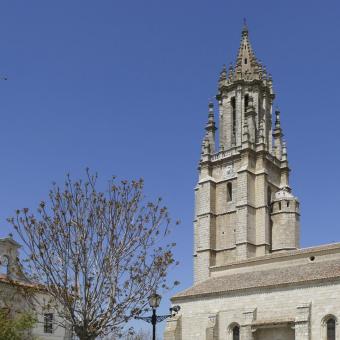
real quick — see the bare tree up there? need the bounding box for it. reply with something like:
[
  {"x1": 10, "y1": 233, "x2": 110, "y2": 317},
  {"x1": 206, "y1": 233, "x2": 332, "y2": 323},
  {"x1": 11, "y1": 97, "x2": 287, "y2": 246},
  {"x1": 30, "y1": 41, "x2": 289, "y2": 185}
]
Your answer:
[{"x1": 8, "y1": 171, "x2": 178, "y2": 340}]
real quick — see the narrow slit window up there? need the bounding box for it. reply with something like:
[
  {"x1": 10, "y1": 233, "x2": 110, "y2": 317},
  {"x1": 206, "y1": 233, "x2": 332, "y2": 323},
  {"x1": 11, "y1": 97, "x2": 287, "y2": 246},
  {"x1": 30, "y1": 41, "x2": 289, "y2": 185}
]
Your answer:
[
  {"x1": 231, "y1": 97, "x2": 236, "y2": 137},
  {"x1": 244, "y1": 58, "x2": 248, "y2": 64},
  {"x1": 267, "y1": 187, "x2": 272, "y2": 207},
  {"x1": 269, "y1": 220, "x2": 273, "y2": 252},
  {"x1": 227, "y1": 182, "x2": 233, "y2": 202}
]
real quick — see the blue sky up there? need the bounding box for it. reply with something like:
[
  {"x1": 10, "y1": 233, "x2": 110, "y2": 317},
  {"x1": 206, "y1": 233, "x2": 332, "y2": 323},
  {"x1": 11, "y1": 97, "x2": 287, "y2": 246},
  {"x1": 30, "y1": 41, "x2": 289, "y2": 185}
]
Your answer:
[{"x1": 0, "y1": 0, "x2": 340, "y2": 335}]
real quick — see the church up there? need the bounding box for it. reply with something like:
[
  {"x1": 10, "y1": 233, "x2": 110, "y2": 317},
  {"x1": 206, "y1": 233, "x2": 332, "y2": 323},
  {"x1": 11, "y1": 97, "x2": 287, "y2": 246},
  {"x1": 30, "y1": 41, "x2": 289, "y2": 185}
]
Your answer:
[{"x1": 164, "y1": 24, "x2": 340, "y2": 340}]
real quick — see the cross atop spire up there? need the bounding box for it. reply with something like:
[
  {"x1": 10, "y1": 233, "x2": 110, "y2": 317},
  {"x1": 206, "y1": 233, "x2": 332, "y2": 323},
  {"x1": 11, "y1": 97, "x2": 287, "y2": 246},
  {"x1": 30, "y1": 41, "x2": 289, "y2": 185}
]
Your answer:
[{"x1": 242, "y1": 18, "x2": 248, "y2": 35}]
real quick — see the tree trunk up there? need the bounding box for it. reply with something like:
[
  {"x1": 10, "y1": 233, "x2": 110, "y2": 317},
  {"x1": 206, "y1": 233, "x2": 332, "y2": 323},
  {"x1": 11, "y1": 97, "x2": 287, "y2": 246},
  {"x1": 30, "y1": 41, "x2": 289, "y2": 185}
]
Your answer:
[
  {"x1": 78, "y1": 336, "x2": 97, "y2": 340},
  {"x1": 76, "y1": 329, "x2": 97, "y2": 340}
]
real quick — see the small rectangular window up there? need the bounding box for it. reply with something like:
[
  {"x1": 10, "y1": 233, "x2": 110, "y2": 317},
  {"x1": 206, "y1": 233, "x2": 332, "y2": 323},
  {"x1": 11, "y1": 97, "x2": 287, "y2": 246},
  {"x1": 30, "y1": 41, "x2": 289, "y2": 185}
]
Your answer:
[
  {"x1": 44, "y1": 313, "x2": 53, "y2": 334},
  {"x1": 227, "y1": 182, "x2": 233, "y2": 202}
]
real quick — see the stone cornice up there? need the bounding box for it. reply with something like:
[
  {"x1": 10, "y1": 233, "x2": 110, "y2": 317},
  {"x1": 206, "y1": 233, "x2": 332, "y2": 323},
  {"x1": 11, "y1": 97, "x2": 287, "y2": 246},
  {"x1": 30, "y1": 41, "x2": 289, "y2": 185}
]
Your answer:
[{"x1": 210, "y1": 242, "x2": 340, "y2": 272}]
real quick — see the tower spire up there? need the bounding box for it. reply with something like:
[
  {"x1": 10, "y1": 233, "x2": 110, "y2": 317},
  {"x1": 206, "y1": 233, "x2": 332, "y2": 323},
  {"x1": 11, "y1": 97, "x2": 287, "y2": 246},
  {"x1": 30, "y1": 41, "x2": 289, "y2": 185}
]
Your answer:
[
  {"x1": 194, "y1": 25, "x2": 299, "y2": 284},
  {"x1": 235, "y1": 21, "x2": 261, "y2": 80}
]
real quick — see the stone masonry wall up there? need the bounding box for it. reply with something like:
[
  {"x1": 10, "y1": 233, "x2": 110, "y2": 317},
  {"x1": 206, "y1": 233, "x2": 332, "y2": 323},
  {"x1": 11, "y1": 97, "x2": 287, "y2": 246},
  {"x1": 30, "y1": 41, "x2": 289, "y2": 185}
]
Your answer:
[{"x1": 168, "y1": 281, "x2": 340, "y2": 340}]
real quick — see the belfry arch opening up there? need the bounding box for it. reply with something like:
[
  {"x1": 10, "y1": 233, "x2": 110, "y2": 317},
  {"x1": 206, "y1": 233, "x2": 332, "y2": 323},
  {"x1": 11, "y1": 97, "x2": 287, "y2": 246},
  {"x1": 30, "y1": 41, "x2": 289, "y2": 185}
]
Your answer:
[
  {"x1": 244, "y1": 94, "x2": 249, "y2": 110},
  {"x1": 231, "y1": 97, "x2": 236, "y2": 138}
]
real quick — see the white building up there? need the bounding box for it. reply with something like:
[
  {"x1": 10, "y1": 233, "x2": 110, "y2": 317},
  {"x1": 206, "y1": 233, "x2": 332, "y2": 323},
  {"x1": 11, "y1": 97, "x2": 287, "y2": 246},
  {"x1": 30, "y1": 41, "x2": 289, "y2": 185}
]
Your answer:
[
  {"x1": 0, "y1": 236, "x2": 70, "y2": 340},
  {"x1": 165, "y1": 23, "x2": 340, "y2": 340}
]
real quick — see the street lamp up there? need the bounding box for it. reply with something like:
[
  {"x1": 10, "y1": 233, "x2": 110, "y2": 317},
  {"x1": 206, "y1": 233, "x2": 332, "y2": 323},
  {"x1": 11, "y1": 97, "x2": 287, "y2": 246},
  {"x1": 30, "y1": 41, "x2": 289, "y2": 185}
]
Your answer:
[
  {"x1": 136, "y1": 292, "x2": 180, "y2": 340},
  {"x1": 148, "y1": 292, "x2": 161, "y2": 309}
]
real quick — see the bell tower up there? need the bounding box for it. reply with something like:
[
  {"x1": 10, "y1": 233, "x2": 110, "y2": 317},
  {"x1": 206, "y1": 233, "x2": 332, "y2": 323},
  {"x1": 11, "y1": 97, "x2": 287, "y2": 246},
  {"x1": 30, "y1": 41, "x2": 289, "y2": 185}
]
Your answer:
[{"x1": 194, "y1": 23, "x2": 300, "y2": 283}]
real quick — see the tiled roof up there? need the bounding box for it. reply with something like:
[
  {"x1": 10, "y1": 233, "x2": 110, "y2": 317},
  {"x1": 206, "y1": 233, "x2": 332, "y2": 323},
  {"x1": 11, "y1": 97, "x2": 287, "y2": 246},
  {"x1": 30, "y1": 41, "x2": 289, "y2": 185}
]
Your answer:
[{"x1": 173, "y1": 259, "x2": 340, "y2": 300}]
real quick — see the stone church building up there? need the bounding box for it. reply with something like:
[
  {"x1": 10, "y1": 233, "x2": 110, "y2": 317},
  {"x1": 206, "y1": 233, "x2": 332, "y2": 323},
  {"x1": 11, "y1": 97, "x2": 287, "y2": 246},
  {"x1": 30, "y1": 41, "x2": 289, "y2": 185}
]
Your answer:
[{"x1": 164, "y1": 24, "x2": 340, "y2": 340}]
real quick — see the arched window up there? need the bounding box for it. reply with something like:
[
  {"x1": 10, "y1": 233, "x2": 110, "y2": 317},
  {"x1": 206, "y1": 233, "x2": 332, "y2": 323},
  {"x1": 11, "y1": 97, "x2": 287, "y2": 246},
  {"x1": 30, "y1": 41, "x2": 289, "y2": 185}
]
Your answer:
[
  {"x1": 232, "y1": 325, "x2": 240, "y2": 340},
  {"x1": 244, "y1": 94, "x2": 249, "y2": 110},
  {"x1": 327, "y1": 318, "x2": 336, "y2": 340},
  {"x1": 322, "y1": 315, "x2": 337, "y2": 340},
  {"x1": 227, "y1": 182, "x2": 233, "y2": 202}
]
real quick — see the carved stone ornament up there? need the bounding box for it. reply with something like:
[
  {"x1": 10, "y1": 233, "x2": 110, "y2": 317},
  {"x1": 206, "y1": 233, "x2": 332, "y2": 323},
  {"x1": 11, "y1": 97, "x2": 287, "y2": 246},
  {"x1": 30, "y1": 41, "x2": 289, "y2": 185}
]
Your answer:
[
  {"x1": 225, "y1": 164, "x2": 234, "y2": 179},
  {"x1": 0, "y1": 255, "x2": 9, "y2": 267}
]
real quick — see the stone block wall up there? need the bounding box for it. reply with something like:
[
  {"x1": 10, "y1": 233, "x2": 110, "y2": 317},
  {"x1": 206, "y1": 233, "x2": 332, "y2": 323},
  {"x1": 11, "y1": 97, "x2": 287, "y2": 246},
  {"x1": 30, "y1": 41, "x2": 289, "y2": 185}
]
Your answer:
[{"x1": 165, "y1": 281, "x2": 340, "y2": 340}]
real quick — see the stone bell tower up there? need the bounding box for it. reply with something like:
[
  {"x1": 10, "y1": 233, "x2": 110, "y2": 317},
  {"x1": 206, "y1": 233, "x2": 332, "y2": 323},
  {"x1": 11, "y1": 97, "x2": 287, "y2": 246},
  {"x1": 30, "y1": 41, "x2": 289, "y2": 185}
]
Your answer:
[{"x1": 194, "y1": 23, "x2": 300, "y2": 283}]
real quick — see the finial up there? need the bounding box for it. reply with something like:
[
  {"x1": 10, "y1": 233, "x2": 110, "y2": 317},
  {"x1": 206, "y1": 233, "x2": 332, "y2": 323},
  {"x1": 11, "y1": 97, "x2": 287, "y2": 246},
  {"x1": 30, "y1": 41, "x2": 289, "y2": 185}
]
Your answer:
[
  {"x1": 219, "y1": 64, "x2": 227, "y2": 81},
  {"x1": 275, "y1": 109, "x2": 281, "y2": 128},
  {"x1": 227, "y1": 63, "x2": 234, "y2": 81},
  {"x1": 282, "y1": 140, "x2": 288, "y2": 161},
  {"x1": 205, "y1": 101, "x2": 216, "y2": 137},
  {"x1": 242, "y1": 18, "x2": 248, "y2": 35},
  {"x1": 208, "y1": 101, "x2": 214, "y2": 122},
  {"x1": 282, "y1": 140, "x2": 287, "y2": 155}
]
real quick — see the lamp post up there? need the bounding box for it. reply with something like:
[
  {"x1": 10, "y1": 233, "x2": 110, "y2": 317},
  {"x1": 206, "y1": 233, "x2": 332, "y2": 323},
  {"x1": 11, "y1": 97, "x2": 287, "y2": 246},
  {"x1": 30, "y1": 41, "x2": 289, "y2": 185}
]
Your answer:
[{"x1": 135, "y1": 292, "x2": 180, "y2": 340}]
